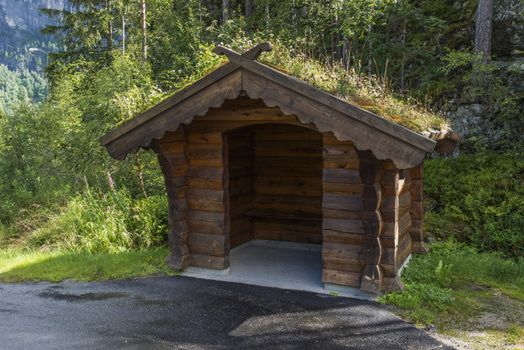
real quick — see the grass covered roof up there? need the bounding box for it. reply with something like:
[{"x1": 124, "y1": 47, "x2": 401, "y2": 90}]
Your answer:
[
  {"x1": 142, "y1": 41, "x2": 450, "y2": 135},
  {"x1": 257, "y1": 42, "x2": 449, "y2": 134}
]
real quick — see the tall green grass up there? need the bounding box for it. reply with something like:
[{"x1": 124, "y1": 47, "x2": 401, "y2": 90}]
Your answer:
[
  {"x1": 0, "y1": 188, "x2": 171, "y2": 283},
  {"x1": 5, "y1": 189, "x2": 168, "y2": 253},
  {"x1": 380, "y1": 241, "x2": 524, "y2": 325}
]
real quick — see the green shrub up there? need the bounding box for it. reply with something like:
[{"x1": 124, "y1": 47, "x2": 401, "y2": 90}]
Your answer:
[
  {"x1": 23, "y1": 189, "x2": 167, "y2": 253},
  {"x1": 424, "y1": 153, "x2": 524, "y2": 257}
]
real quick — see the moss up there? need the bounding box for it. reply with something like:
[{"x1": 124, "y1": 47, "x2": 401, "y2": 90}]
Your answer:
[
  {"x1": 138, "y1": 41, "x2": 448, "y2": 134},
  {"x1": 258, "y1": 42, "x2": 448, "y2": 133}
]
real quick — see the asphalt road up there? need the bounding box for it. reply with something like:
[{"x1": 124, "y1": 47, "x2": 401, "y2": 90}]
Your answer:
[{"x1": 0, "y1": 276, "x2": 451, "y2": 349}]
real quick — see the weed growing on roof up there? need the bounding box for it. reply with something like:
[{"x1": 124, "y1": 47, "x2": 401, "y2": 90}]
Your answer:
[
  {"x1": 144, "y1": 38, "x2": 448, "y2": 133},
  {"x1": 258, "y1": 41, "x2": 448, "y2": 133},
  {"x1": 6, "y1": 189, "x2": 168, "y2": 254}
]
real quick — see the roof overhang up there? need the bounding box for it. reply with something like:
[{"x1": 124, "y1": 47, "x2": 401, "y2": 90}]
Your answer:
[{"x1": 100, "y1": 43, "x2": 437, "y2": 169}]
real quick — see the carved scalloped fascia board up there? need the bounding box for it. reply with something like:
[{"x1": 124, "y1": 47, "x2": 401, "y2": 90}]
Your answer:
[
  {"x1": 241, "y1": 69, "x2": 427, "y2": 169},
  {"x1": 105, "y1": 67, "x2": 430, "y2": 168},
  {"x1": 106, "y1": 69, "x2": 243, "y2": 160},
  {"x1": 101, "y1": 43, "x2": 273, "y2": 147},
  {"x1": 216, "y1": 46, "x2": 436, "y2": 154}
]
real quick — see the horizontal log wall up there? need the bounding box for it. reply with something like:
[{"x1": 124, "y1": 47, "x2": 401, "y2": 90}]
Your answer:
[
  {"x1": 152, "y1": 128, "x2": 190, "y2": 270},
  {"x1": 321, "y1": 133, "x2": 365, "y2": 287},
  {"x1": 179, "y1": 97, "x2": 324, "y2": 269},
  {"x1": 227, "y1": 129, "x2": 254, "y2": 248},
  {"x1": 252, "y1": 124, "x2": 323, "y2": 243},
  {"x1": 184, "y1": 123, "x2": 229, "y2": 270}
]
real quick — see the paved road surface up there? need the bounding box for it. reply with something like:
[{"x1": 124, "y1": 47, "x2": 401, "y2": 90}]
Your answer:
[{"x1": 0, "y1": 276, "x2": 451, "y2": 349}]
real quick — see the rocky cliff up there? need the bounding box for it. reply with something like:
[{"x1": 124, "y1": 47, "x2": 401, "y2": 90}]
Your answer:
[
  {"x1": 0, "y1": 0, "x2": 70, "y2": 71},
  {"x1": 0, "y1": 0, "x2": 67, "y2": 31},
  {"x1": 445, "y1": 0, "x2": 524, "y2": 151}
]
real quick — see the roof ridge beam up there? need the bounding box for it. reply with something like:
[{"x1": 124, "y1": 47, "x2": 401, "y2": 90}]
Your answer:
[{"x1": 214, "y1": 42, "x2": 272, "y2": 61}]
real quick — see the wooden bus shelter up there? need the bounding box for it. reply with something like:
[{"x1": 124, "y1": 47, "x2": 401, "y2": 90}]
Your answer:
[{"x1": 100, "y1": 43, "x2": 438, "y2": 294}]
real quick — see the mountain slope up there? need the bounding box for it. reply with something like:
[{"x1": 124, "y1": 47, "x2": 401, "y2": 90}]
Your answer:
[{"x1": 0, "y1": 0, "x2": 69, "y2": 71}]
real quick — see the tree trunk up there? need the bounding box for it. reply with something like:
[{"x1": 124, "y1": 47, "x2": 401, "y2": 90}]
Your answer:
[
  {"x1": 106, "y1": 0, "x2": 113, "y2": 50},
  {"x1": 245, "y1": 0, "x2": 253, "y2": 18},
  {"x1": 400, "y1": 17, "x2": 406, "y2": 94},
  {"x1": 122, "y1": 15, "x2": 126, "y2": 53},
  {"x1": 333, "y1": 10, "x2": 340, "y2": 62},
  {"x1": 108, "y1": 21, "x2": 113, "y2": 50},
  {"x1": 474, "y1": 0, "x2": 493, "y2": 63},
  {"x1": 265, "y1": 3, "x2": 270, "y2": 32},
  {"x1": 140, "y1": 0, "x2": 147, "y2": 60},
  {"x1": 342, "y1": 37, "x2": 351, "y2": 70},
  {"x1": 222, "y1": 0, "x2": 229, "y2": 23},
  {"x1": 291, "y1": 0, "x2": 297, "y2": 36},
  {"x1": 367, "y1": 24, "x2": 372, "y2": 76},
  {"x1": 135, "y1": 153, "x2": 147, "y2": 198}
]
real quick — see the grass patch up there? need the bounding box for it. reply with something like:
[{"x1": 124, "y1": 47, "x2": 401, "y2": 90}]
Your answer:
[
  {"x1": 0, "y1": 247, "x2": 175, "y2": 283},
  {"x1": 2, "y1": 189, "x2": 168, "y2": 254},
  {"x1": 380, "y1": 241, "x2": 524, "y2": 324},
  {"x1": 380, "y1": 241, "x2": 524, "y2": 346}
]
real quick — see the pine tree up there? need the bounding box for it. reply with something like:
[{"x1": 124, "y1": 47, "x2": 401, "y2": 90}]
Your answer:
[
  {"x1": 474, "y1": 0, "x2": 493, "y2": 63},
  {"x1": 42, "y1": 0, "x2": 121, "y2": 64},
  {"x1": 141, "y1": 0, "x2": 147, "y2": 60}
]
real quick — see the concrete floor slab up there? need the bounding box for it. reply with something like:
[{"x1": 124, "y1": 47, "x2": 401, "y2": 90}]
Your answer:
[{"x1": 182, "y1": 240, "x2": 377, "y2": 301}]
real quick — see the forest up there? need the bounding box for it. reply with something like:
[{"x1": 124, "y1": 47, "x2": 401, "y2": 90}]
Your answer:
[{"x1": 0, "y1": 0, "x2": 523, "y2": 347}]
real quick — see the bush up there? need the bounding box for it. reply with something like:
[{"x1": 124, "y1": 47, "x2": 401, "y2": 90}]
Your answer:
[
  {"x1": 424, "y1": 152, "x2": 524, "y2": 258},
  {"x1": 22, "y1": 189, "x2": 167, "y2": 253}
]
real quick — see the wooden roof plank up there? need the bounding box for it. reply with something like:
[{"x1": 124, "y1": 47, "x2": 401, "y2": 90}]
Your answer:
[{"x1": 106, "y1": 69, "x2": 242, "y2": 160}]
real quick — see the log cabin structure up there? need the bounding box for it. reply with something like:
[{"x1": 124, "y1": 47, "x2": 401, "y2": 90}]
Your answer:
[{"x1": 100, "y1": 43, "x2": 441, "y2": 294}]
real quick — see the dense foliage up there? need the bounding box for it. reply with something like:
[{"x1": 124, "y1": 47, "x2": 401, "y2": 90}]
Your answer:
[
  {"x1": 0, "y1": 64, "x2": 47, "y2": 115},
  {"x1": 0, "y1": 0, "x2": 522, "y2": 260},
  {"x1": 0, "y1": 53, "x2": 167, "y2": 250},
  {"x1": 424, "y1": 153, "x2": 524, "y2": 258}
]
